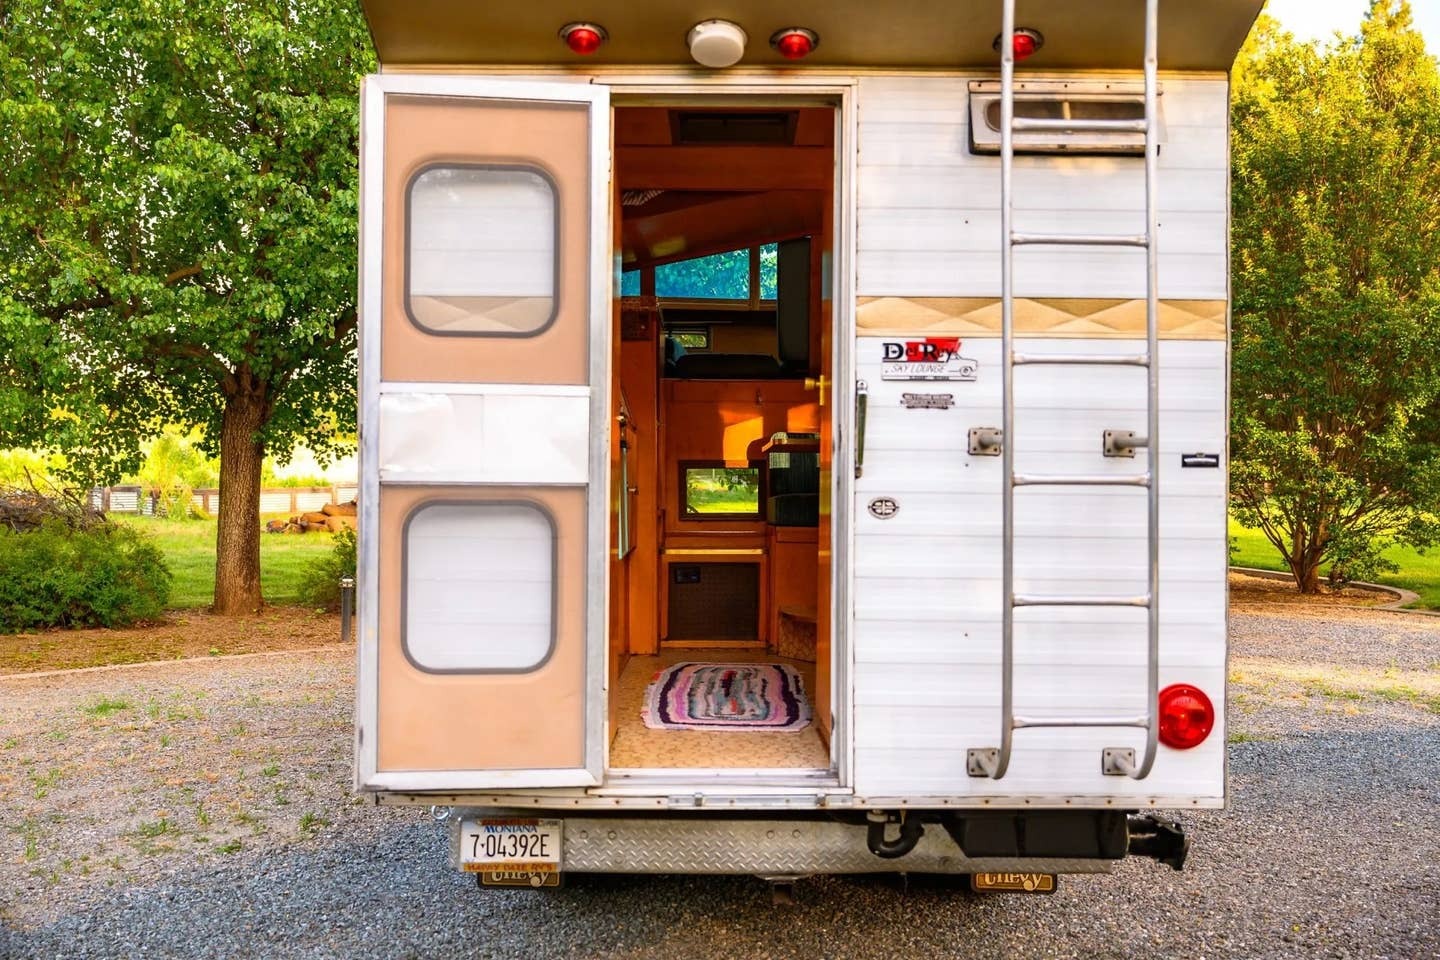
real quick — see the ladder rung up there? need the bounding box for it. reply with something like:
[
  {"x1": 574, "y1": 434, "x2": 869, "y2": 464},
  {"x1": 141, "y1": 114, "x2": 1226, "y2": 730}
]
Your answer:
[
  {"x1": 1011, "y1": 117, "x2": 1150, "y2": 134},
  {"x1": 1011, "y1": 232, "x2": 1149, "y2": 248},
  {"x1": 1012, "y1": 714, "x2": 1150, "y2": 730},
  {"x1": 1013, "y1": 473, "x2": 1151, "y2": 488},
  {"x1": 1013, "y1": 353, "x2": 1150, "y2": 367},
  {"x1": 1012, "y1": 593, "x2": 1152, "y2": 608}
]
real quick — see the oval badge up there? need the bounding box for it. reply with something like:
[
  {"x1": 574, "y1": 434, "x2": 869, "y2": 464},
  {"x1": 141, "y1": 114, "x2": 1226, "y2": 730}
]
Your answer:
[{"x1": 868, "y1": 497, "x2": 899, "y2": 519}]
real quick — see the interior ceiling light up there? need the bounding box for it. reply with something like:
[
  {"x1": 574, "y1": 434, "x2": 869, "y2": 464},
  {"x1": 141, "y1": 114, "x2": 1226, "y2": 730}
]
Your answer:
[
  {"x1": 687, "y1": 20, "x2": 748, "y2": 68},
  {"x1": 770, "y1": 27, "x2": 819, "y2": 60},
  {"x1": 992, "y1": 27, "x2": 1044, "y2": 61},
  {"x1": 559, "y1": 22, "x2": 608, "y2": 56}
]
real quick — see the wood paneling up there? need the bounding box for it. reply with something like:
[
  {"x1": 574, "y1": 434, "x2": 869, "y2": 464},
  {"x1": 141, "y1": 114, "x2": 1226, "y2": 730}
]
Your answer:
[
  {"x1": 619, "y1": 339, "x2": 661, "y2": 656},
  {"x1": 856, "y1": 297, "x2": 1227, "y2": 339},
  {"x1": 619, "y1": 146, "x2": 832, "y2": 191}
]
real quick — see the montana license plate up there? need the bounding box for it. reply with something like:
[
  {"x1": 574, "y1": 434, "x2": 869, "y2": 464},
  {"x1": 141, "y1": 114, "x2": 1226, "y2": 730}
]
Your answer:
[
  {"x1": 972, "y1": 872, "x2": 1056, "y2": 893},
  {"x1": 459, "y1": 818, "x2": 563, "y2": 875}
]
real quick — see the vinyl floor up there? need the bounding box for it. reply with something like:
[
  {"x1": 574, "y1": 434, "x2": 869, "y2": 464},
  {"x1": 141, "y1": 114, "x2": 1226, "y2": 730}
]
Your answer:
[{"x1": 607, "y1": 648, "x2": 830, "y2": 770}]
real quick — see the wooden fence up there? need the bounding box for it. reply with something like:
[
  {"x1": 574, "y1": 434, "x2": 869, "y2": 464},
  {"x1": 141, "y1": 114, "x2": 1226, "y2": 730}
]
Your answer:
[{"x1": 91, "y1": 484, "x2": 359, "y2": 518}]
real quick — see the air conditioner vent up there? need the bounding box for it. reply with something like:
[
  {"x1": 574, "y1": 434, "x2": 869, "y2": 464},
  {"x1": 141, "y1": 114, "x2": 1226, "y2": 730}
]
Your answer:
[{"x1": 672, "y1": 111, "x2": 796, "y2": 145}]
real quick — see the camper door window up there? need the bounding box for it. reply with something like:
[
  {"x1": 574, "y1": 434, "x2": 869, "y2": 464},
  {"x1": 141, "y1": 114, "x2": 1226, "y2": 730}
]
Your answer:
[{"x1": 405, "y1": 164, "x2": 560, "y2": 337}]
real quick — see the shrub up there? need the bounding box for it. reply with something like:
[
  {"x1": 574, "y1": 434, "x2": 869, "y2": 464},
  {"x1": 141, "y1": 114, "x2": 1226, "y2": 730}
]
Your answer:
[
  {"x1": 298, "y1": 526, "x2": 357, "y2": 612},
  {"x1": 0, "y1": 520, "x2": 172, "y2": 631}
]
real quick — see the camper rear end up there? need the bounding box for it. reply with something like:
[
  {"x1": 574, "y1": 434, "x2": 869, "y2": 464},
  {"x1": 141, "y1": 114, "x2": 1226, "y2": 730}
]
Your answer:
[{"x1": 354, "y1": 0, "x2": 1256, "y2": 891}]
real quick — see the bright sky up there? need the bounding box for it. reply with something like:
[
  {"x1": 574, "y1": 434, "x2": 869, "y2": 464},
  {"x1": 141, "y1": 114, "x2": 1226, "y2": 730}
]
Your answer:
[{"x1": 1264, "y1": 0, "x2": 1439, "y2": 48}]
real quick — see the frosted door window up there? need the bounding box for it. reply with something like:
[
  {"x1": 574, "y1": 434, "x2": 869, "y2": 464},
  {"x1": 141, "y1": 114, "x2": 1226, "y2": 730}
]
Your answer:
[
  {"x1": 404, "y1": 503, "x2": 555, "y2": 672},
  {"x1": 407, "y1": 166, "x2": 558, "y2": 335}
]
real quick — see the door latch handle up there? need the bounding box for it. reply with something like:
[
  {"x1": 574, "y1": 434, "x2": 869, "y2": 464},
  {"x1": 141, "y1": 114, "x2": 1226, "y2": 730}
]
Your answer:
[
  {"x1": 855, "y1": 380, "x2": 869, "y2": 478},
  {"x1": 804, "y1": 375, "x2": 829, "y2": 407}
]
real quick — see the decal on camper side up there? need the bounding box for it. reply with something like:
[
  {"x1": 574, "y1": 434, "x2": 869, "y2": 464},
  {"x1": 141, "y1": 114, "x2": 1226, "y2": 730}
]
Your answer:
[
  {"x1": 900, "y1": 392, "x2": 955, "y2": 410},
  {"x1": 868, "y1": 497, "x2": 899, "y2": 519},
  {"x1": 880, "y1": 338, "x2": 978, "y2": 382}
]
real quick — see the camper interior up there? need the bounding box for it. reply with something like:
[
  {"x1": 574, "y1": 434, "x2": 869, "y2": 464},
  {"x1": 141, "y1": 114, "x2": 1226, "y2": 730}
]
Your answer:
[{"x1": 606, "y1": 105, "x2": 836, "y2": 773}]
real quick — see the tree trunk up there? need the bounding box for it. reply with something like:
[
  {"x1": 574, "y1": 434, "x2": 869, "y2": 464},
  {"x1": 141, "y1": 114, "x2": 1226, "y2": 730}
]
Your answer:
[
  {"x1": 214, "y1": 391, "x2": 267, "y2": 614},
  {"x1": 1295, "y1": 559, "x2": 1322, "y2": 594}
]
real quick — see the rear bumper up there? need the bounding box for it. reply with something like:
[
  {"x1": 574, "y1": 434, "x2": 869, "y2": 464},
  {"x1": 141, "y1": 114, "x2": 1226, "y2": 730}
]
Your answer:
[{"x1": 448, "y1": 809, "x2": 1160, "y2": 876}]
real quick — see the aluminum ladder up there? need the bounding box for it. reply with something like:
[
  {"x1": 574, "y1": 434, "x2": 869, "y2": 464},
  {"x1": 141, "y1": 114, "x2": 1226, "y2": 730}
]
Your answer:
[{"x1": 968, "y1": 0, "x2": 1162, "y2": 782}]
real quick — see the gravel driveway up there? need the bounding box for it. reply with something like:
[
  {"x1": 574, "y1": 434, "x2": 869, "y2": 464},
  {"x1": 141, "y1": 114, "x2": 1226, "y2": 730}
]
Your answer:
[{"x1": 3, "y1": 607, "x2": 1438, "y2": 960}]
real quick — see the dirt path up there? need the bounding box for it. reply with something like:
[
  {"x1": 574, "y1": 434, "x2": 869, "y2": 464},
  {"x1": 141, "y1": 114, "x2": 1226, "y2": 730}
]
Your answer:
[{"x1": 0, "y1": 608, "x2": 343, "y2": 674}]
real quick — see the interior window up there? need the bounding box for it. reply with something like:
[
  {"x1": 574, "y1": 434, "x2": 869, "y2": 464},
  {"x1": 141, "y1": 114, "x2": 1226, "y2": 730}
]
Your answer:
[
  {"x1": 759, "y1": 242, "x2": 778, "y2": 301},
  {"x1": 620, "y1": 269, "x2": 641, "y2": 296},
  {"x1": 681, "y1": 464, "x2": 761, "y2": 518},
  {"x1": 655, "y1": 248, "x2": 750, "y2": 300}
]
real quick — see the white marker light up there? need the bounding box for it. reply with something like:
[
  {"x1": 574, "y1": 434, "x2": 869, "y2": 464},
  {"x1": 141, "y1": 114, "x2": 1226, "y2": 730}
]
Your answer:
[{"x1": 687, "y1": 20, "x2": 748, "y2": 68}]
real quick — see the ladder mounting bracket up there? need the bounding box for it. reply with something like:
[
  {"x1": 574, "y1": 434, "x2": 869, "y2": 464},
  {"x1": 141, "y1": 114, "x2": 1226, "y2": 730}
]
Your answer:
[
  {"x1": 969, "y1": 427, "x2": 1003, "y2": 457},
  {"x1": 967, "y1": 748, "x2": 999, "y2": 777},
  {"x1": 1101, "y1": 747, "x2": 1137, "y2": 776},
  {"x1": 1103, "y1": 429, "x2": 1145, "y2": 459}
]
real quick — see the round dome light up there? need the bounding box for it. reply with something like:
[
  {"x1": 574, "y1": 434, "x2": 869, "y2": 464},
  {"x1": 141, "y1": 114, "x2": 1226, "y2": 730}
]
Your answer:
[
  {"x1": 687, "y1": 20, "x2": 748, "y2": 68},
  {"x1": 770, "y1": 27, "x2": 819, "y2": 60},
  {"x1": 559, "y1": 22, "x2": 607, "y2": 56}
]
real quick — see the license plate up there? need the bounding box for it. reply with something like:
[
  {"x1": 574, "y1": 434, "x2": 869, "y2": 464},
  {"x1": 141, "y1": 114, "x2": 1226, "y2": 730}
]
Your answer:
[
  {"x1": 972, "y1": 872, "x2": 1056, "y2": 893},
  {"x1": 459, "y1": 818, "x2": 563, "y2": 874}
]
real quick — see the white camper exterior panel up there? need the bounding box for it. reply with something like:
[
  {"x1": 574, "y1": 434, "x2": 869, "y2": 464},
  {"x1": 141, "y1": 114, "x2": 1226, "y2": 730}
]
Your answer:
[
  {"x1": 851, "y1": 339, "x2": 1226, "y2": 800},
  {"x1": 856, "y1": 76, "x2": 1229, "y2": 299},
  {"x1": 849, "y1": 75, "x2": 1228, "y2": 803}
]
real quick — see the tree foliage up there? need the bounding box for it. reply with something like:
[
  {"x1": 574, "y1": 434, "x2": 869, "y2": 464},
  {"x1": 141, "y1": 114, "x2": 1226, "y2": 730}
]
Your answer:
[
  {"x1": 0, "y1": 0, "x2": 374, "y2": 611},
  {"x1": 1230, "y1": 2, "x2": 1440, "y2": 591}
]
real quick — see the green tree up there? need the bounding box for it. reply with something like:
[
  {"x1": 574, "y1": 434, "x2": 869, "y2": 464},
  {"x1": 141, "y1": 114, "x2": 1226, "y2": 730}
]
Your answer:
[
  {"x1": 1230, "y1": 2, "x2": 1440, "y2": 592},
  {"x1": 0, "y1": 0, "x2": 373, "y2": 612}
]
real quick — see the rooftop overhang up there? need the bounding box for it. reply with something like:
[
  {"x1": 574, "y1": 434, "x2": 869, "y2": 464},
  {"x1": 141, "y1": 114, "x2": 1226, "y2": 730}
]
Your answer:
[{"x1": 360, "y1": 0, "x2": 1264, "y2": 73}]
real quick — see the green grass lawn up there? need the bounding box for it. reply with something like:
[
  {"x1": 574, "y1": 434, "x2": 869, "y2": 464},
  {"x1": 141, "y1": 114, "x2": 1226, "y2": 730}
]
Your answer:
[
  {"x1": 1230, "y1": 521, "x2": 1440, "y2": 610},
  {"x1": 115, "y1": 516, "x2": 335, "y2": 608}
]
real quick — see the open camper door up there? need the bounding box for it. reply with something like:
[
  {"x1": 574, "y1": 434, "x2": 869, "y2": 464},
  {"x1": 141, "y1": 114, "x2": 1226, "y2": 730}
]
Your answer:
[{"x1": 356, "y1": 76, "x2": 611, "y2": 792}]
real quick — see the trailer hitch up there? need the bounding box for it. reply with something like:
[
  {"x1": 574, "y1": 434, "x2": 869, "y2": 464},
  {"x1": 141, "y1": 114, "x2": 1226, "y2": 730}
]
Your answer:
[
  {"x1": 1127, "y1": 814, "x2": 1189, "y2": 871},
  {"x1": 866, "y1": 810, "x2": 925, "y2": 859}
]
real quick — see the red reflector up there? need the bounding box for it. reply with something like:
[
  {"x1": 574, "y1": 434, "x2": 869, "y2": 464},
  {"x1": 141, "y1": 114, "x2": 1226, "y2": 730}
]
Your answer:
[
  {"x1": 1158, "y1": 684, "x2": 1215, "y2": 750},
  {"x1": 993, "y1": 28, "x2": 1044, "y2": 62},
  {"x1": 559, "y1": 23, "x2": 606, "y2": 56},
  {"x1": 770, "y1": 27, "x2": 819, "y2": 60}
]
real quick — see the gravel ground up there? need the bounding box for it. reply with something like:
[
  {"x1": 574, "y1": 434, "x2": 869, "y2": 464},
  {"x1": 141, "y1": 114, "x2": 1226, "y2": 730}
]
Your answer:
[{"x1": 3, "y1": 606, "x2": 1438, "y2": 960}]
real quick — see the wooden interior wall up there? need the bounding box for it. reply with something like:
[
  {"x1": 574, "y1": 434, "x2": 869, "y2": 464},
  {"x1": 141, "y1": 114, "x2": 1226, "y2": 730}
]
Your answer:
[
  {"x1": 620, "y1": 286, "x2": 661, "y2": 657},
  {"x1": 661, "y1": 380, "x2": 818, "y2": 545},
  {"x1": 609, "y1": 181, "x2": 630, "y2": 729}
]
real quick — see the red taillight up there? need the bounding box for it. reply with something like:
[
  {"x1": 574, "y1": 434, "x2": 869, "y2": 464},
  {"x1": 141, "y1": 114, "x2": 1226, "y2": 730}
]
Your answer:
[
  {"x1": 992, "y1": 28, "x2": 1045, "y2": 62},
  {"x1": 770, "y1": 27, "x2": 819, "y2": 60},
  {"x1": 1157, "y1": 684, "x2": 1215, "y2": 750},
  {"x1": 559, "y1": 22, "x2": 607, "y2": 56}
]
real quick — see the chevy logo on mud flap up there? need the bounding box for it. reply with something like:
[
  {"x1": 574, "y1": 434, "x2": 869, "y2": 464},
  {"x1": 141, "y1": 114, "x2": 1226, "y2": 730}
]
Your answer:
[{"x1": 880, "y1": 338, "x2": 978, "y2": 382}]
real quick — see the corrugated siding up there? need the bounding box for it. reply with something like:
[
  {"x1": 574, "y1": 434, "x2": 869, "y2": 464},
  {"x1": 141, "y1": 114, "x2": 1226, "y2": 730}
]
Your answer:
[
  {"x1": 850, "y1": 333, "x2": 1227, "y2": 801},
  {"x1": 856, "y1": 76, "x2": 1229, "y2": 300}
]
